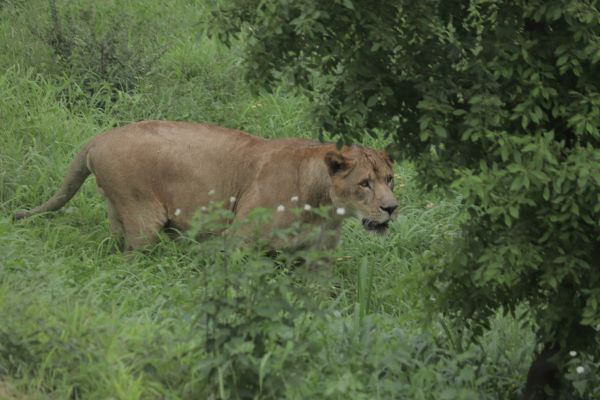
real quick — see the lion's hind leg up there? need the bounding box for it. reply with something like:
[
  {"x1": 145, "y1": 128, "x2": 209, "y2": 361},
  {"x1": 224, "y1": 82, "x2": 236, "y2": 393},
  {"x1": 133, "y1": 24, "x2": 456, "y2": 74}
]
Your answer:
[
  {"x1": 107, "y1": 200, "x2": 124, "y2": 236},
  {"x1": 117, "y1": 202, "x2": 168, "y2": 252},
  {"x1": 105, "y1": 199, "x2": 126, "y2": 250}
]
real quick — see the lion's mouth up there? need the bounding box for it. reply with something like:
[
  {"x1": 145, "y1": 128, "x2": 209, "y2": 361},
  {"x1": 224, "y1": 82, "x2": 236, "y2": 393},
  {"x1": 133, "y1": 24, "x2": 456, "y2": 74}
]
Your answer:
[{"x1": 362, "y1": 219, "x2": 389, "y2": 234}]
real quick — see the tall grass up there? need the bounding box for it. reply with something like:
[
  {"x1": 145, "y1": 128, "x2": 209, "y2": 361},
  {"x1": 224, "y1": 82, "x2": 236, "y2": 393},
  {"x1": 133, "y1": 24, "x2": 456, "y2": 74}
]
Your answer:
[{"x1": 0, "y1": 1, "x2": 534, "y2": 398}]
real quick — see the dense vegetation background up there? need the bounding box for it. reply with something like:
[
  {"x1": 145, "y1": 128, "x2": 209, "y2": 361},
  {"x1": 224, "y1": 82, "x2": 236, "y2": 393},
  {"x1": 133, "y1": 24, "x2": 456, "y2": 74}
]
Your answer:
[{"x1": 0, "y1": 0, "x2": 597, "y2": 399}]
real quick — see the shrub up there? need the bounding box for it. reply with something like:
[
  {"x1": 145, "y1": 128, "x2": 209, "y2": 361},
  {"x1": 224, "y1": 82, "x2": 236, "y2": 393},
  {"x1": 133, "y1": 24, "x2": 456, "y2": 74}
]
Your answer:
[
  {"x1": 209, "y1": 0, "x2": 600, "y2": 397},
  {"x1": 24, "y1": 0, "x2": 167, "y2": 105},
  {"x1": 0, "y1": 164, "x2": 531, "y2": 399}
]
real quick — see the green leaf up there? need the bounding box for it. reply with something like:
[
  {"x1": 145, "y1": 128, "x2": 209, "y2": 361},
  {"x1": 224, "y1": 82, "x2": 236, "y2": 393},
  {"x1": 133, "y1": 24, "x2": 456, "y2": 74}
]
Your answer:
[
  {"x1": 342, "y1": 0, "x2": 354, "y2": 10},
  {"x1": 510, "y1": 175, "x2": 524, "y2": 191},
  {"x1": 366, "y1": 95, "x2": 378, "y2": 107},
  {"x1": 543, "y1": 185, "x2": 550, "y2": 200},
  {"x1": 434, "y1": 125, "x2": 447, "y2": 138}
]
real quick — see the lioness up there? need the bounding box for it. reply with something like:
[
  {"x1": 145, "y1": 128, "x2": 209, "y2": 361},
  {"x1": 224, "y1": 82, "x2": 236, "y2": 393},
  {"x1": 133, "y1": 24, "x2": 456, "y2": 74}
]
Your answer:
[{"x1": 14, "y1": 121, "x2": 398, "y2": 251}]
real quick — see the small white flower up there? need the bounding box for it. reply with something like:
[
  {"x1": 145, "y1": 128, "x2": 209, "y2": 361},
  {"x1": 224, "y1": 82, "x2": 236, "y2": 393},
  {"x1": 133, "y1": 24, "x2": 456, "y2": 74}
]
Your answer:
[
  {"x1": 570, "y1": 351, "x2": 577, "y2": 357},
  {"x1": 200, "y1": 206, "x2": 207, "y2": 212},
  {"x1": 576, "y1": 366, "x2": 585, "y2": 374},
  {"x1": 336, "y1": 207, "x2": 346, "y2": 216},
  {"x1": 208, "y1": 189, "x2": 215, "y2": 196},
  {"x1": 290, "y1": 196, "x2": 299, "y2": 202},
  {"x1": 229, "y1": 196, "x2": 236, "y2": 204},
  {"x1": 277, "y1": 205, "x2": 285, "y2": 212},
  {"x1": 174, "y1": 208, "x2": 182, "y2": 216},
  {"x1": 303, "y1": 204, "x2": 312, "y2": 211}
]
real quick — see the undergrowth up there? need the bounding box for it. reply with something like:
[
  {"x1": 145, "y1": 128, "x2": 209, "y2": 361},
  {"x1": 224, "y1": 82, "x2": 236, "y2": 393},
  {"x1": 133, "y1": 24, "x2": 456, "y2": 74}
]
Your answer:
[{"x1": 0, "y1": 1, "x2": 535, "y2": 398}]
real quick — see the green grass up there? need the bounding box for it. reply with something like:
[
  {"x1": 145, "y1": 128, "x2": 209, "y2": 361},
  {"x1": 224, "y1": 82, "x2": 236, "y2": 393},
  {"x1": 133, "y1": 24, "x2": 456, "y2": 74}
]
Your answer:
[{"x1": 0, "y1": 1, "x2": 535, "y2": 398}]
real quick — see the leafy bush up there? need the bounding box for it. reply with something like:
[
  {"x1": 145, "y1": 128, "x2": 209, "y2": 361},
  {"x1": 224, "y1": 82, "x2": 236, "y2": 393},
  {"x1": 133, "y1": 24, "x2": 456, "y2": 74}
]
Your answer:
[
  {"x1": 179, "y1": 204, "x2": 330, "y2": 398},
  {"x1": 0, "y1": 200, "x2": 531, "y2": 398},
  {"x1": 0, "y1": 1, "x2": 541, "y2": 396},
  {"x1": 18, "y1": 0, "x2": 167, "y2": 106},
  {"x1": 564, "y1": 351, "x2": 600, "y2": 398},
  {"x1": 210, "y1": 0, "x2": 600, "y2": 397}
]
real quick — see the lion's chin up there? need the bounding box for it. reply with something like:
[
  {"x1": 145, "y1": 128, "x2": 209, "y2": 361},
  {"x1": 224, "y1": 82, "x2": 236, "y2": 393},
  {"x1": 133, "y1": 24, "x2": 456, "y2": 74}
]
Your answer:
[{"x1": 362, "y1": 219, "x2": 389, "y2": 234}]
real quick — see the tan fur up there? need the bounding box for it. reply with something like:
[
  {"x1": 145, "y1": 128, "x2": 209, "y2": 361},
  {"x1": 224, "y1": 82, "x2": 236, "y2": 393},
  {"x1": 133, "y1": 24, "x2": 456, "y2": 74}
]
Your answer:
[{"x1": 14, "y1": 121, "x2": 398, "y2": 251}]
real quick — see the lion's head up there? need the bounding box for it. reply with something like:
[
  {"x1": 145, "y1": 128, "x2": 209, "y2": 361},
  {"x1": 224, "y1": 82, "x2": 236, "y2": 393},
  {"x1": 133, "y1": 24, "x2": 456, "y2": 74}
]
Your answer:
[{"x1": 324, "y1": 146, "x2": 398, "y2": 233}]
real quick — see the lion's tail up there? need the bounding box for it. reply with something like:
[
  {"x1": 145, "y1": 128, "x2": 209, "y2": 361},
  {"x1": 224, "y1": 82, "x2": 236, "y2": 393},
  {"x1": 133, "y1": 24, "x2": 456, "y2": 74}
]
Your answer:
[{"x1": 13, "y1": 144, "x2": 92, "y2": 220}]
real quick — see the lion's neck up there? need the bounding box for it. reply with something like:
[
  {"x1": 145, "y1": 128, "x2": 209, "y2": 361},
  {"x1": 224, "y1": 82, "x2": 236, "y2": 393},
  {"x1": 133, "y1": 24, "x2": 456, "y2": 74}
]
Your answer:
[{"x1": 299, "y1": 151, "x2": 335, "y2": 217}]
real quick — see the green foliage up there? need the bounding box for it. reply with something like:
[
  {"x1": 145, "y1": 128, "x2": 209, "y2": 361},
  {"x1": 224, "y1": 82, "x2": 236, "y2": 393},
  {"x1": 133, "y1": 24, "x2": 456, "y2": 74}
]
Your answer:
[
  {"x1": 0, "y1": 65, "x2": 533, "y2": 397},
  {"x1": 210, "y1": 0, "x2": 600, "y2": 395},
  {"x1": 0, "y1": 192, "x2": 533, "y2": 399},
  {"x1": 564, "y1": 351, "x2": 600, "y2": 398},
  {"x1": 8, "y1": 0, "x2": 167, "y2": 107},
  {"x1": 0, "y1": 0, "x2": 541, "y2": 398}
]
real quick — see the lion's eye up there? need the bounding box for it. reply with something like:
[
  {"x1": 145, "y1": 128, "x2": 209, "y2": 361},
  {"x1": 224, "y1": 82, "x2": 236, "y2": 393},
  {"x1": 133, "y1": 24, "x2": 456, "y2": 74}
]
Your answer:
[{"x1": 359, "y1": 180, "x2": 371, "y2": 189}]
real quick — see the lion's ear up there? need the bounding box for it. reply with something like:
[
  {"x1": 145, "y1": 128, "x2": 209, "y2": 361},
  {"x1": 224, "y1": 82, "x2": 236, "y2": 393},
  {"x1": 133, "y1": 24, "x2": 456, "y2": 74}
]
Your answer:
[
  {"x1": 380, "y1": 150, "x2": 394, "y2": 167},
  {"x1": 383, "y1": 144, "x2": 400, "y2": 164},
  {"x1": 324, "y1": 151, "x2": 349, "y2": 176}
]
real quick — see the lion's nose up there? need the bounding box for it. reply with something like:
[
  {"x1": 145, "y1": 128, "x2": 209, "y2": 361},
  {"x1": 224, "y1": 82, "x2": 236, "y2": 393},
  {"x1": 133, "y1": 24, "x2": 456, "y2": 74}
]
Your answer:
[{"x1": 380, "y1": 204, "x2": 398, "y2": 216}]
